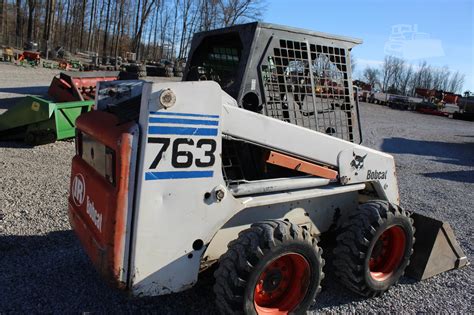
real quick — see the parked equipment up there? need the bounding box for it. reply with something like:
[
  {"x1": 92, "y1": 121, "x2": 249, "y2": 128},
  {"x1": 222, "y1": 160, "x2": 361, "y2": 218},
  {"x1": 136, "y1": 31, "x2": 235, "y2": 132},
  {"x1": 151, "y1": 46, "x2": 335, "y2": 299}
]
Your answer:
[
  {"x1": 454, "y1": 96, "x2": 474, "y2": 121},
  {"x1": 18, "y1": 50, "x2": 41, "y2": 66},
  {"x1": 48, "y1": 71, "x2": 120, "y2": 102},
  {"x1": 0, "y1": 96, "x2": 93, "y2": 144},
  {"x1": 68, "y1": 23, "x2": 467, "y2": 314},
  {"x1": 0, "y1": 46, "x2": 14, "y2": 62},
  {"x1": 368, "y1": 91, "x2": 412, "y2": 109},
  {"x1": 415, "y1": 87, "x2": 460, "y2": 104},
  {"x1": 0, "y1": 71, "x2": 119, "y2": 145}
]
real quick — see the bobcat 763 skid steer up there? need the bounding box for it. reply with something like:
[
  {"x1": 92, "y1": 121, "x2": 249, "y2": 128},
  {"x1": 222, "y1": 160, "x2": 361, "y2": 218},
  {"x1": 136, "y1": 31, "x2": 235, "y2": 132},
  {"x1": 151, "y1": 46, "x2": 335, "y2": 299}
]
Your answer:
[{"x1": 68, "y1": 23, "x2": 467, "y2": 314}]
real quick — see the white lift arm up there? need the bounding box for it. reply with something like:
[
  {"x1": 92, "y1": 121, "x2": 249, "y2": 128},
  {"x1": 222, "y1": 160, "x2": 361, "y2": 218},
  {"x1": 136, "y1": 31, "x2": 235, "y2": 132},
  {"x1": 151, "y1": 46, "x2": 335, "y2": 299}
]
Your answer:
[{"x1": 220, "y1": 92, "x2": 399, "y2": 204}]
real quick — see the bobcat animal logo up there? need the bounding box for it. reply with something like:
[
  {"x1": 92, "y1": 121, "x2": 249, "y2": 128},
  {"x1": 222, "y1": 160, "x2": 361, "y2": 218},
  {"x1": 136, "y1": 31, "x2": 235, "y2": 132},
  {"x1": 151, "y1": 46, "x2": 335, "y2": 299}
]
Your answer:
[{"x1": 351, "y1": 152, "x2": 367, "y2": 171}]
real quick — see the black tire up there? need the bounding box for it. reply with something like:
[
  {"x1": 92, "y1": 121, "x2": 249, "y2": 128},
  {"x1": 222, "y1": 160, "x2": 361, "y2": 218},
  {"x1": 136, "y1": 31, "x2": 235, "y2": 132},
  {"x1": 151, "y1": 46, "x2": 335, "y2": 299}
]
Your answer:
[
  {"x1": 214, "y1": 220, "x2": 324, "y2": 314},
  {"x1": 24, "y1": 132, "x2": 37, "y2": 145},
  {"x1": 138, "y1": 65, "x2": 147, "y2": 77},
  {"x1": 333, "y1": 200, "x2": 414, "y2": 297}
]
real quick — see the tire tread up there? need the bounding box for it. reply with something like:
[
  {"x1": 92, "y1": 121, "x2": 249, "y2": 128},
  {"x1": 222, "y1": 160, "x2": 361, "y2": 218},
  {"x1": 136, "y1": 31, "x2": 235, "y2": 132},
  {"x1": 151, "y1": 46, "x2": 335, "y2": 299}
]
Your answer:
[
  {"x1": 332, "y1": 200, "x2": 415, "y2": 297},
  {"x1": 214, "y1": 220, "x2": 323, "y2": 314}
]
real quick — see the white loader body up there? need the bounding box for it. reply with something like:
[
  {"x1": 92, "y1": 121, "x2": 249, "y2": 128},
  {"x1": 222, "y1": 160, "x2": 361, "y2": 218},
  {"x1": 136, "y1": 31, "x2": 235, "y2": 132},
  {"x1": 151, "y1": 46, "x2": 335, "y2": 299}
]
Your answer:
[
  {"x1": 68, "y1": 24, "x2": 467, "y2": 312},
  {"x1": 128, "y1": 81, "x2": 398, "y2": 295}
]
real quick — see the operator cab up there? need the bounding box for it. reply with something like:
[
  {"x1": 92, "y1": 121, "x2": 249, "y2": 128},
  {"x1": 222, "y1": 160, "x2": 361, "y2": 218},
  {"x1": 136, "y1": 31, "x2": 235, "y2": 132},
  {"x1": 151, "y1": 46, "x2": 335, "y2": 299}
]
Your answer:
[{"x1": 183, "y1": 22, "x2": 362, "y2": 183}]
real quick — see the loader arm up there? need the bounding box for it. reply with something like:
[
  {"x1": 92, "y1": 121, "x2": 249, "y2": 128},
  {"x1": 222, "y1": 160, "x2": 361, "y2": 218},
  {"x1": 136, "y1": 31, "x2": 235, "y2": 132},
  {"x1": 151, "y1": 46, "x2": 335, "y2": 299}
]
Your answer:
[{"x1": 220, "y1": 92, "x2": 399, "y2": 204}]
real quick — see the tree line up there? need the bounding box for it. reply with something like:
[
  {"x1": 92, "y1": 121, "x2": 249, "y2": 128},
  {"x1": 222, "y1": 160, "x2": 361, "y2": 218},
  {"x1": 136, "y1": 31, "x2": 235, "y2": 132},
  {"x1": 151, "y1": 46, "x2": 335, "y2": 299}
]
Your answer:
[
  {"x1": 361, "y1": 56, "x2": 466, "y2": 95},
  {"x1": 0, "y1": 0, "x2": 264, "y2": 60}
]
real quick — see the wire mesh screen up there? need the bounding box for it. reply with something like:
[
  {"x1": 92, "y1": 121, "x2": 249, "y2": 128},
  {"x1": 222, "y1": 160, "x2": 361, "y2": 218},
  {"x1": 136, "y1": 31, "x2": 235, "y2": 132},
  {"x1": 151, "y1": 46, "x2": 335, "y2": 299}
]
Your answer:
[{"x1": 260, "y1": 39, "x2": 357, "y2": 142}]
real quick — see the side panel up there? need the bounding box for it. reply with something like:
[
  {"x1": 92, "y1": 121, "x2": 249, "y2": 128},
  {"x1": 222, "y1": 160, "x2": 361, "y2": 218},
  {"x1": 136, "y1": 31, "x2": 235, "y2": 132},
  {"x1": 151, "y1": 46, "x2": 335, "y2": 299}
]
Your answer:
[
  {"x1": 338, "y1": 148, "x2": 399, "y2": 205},
  {"x1": 130, "y1": 81, "x2": 243, "y2": 295},
  {"x1": 69, "y1": 112, "x2": 138, "y2": 287},
  {"x1": 204, "y1": 190, "x2": 359, "y2": 262}
]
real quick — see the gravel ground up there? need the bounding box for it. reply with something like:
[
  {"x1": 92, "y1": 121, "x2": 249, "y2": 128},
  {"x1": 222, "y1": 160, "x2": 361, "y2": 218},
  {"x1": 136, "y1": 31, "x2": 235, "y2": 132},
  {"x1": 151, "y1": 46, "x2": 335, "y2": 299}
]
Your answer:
[{"x1": 0, "y1": 62, "x2": 472, "y2": 313}]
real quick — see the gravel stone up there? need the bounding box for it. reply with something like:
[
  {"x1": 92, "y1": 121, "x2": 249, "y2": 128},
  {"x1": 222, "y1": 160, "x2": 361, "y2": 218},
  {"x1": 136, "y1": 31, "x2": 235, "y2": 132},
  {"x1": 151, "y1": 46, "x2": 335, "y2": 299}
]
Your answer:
[{"x1": 0, "y1": 63, "x2": 472, "y2": 313}]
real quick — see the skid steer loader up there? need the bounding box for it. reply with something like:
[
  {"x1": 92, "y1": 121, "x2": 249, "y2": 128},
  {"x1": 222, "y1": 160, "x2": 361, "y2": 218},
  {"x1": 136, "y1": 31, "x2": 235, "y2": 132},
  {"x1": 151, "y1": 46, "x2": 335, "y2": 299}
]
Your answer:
[{"x1": 68, "y1": 23, "x2": 467, "y2": 314}]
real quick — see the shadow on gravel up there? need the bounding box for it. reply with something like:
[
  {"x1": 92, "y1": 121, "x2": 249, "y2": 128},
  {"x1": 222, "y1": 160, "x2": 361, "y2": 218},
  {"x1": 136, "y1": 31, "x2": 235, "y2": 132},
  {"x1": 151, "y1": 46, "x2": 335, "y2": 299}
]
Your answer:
[
  {"x1": 0, "y1": 230, "x2": 218, "y2": 313},
  {"x1": 382, "y1": 137, "x2": 474, "y2": 167},
  {"x1": 382, "y1": 137, "x2": 474, "y2": 183},
  {"x1": 0, "y1": 86, "x2": 49, "y2": 96},
  {"x1": 1, "y1": 230, "x2": 430, "y2": 313},
  {"x1": 0, "y1": 230, "x2": 380, "y2": 313},
  {"x1": 0, "y1": 96, "x2": 25, "y2": 109},
  {"x1": 0, "y1": 141, "x2": 34, "y2": 149},
  {"x1": 423, "y1": 170, "x2": 474, "y2": 184}
]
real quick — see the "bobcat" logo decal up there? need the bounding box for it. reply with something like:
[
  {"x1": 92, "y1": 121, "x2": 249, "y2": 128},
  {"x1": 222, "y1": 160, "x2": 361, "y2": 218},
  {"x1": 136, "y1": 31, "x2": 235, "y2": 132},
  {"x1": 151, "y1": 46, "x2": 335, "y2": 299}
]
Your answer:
[{"x1": 350, "y1": 152, "x2": 367, "y2": 171}]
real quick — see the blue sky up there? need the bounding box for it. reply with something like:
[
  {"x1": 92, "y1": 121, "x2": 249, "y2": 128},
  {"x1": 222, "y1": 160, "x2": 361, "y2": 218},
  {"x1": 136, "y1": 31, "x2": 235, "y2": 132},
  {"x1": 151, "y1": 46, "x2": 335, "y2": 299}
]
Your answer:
[{"x1": 263, "y1": 0, "x2": 474, "y2": 92}]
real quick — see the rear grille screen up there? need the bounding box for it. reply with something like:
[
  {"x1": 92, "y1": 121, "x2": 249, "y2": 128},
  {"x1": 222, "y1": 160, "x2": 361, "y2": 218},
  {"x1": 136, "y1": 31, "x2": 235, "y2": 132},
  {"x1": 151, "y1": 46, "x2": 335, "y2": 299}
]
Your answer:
[{"x1": 260, "y1": 39, "x2": 357, "y2": 142}]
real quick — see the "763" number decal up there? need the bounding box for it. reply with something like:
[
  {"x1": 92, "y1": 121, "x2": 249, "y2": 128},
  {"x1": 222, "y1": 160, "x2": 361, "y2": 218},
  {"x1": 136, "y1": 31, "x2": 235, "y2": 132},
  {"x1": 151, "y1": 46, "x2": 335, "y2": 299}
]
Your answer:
[{"x1": 148, "y1": 137, "x2": 217, "y2": 169}]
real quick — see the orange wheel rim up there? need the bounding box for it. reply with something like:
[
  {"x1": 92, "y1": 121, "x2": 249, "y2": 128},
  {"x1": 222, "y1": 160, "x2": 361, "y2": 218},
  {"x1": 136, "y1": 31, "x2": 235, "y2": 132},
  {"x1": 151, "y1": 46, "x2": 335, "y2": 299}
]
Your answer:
[
  {"x1": 369, "y1": 226, "x2": 406, "y2": 281},
  {"x1": 254, "y1": 253, "x2": 310, "y2": 314}
]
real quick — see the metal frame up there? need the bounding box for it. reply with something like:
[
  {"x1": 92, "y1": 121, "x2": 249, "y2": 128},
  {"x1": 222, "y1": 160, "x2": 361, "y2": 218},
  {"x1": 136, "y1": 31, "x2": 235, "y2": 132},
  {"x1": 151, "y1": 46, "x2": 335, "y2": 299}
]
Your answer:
[
  {"x1": 184, "y1": 22, "x2": 362, "y2": 143},
  {"x1": 67, "y1": 24, "x2": 468, "y2": 304},
  {"x1": 126, "y1": 81, "x2": 397, "y2": 295}
]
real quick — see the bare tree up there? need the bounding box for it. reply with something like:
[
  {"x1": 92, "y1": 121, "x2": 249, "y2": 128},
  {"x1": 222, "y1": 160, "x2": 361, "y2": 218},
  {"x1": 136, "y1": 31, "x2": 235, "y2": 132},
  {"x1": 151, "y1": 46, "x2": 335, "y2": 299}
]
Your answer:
[
  {"x1": 170, "y1": 0, "x2": 178, "y2": 58},
  {"x1": 62, "y1": 0, "x2": 71, "y2": 47},
  {"x1": 177, "y1": 0, "x2": 193, "y2": 59},
  {"x1": 132, "y1": 0, "x2": 158, "y2": 59},
  {"x1": 159, "y1": 3, "x2": 170, "y2": 58},
  {"x1": 2, "y1": 0, "x2": 267, "y2": 62},
  {"x1": 381, "y1": 56, "x2": 405, "y2": 92},
  {"x1": 26, "y1": 0, "x2": 36, "y2": 41},
  {"x1": 219, "y1": 0, "x2": 262, "y2": 26},
  {"x1": 398, "y1": 64, "x2": 413, "y2": 95},
  {"x1": 79, "y1": 0, "x2": 86, "y2": 49},
  {"x1": 0, "y1": 0, "x2": 4, "y2": 39},
  {"x1": 151, "y1": 6, "x2": 160, "y2": 59},
  {"x1": 16, "y1": 0, "x2": 22, "y2": 46},
  {"x1": 42, "y1": 0, "x2": 55, "y2": 55},
  {"x1": 102, "y1": 0, "x2": 111, "y2": 55},
  {"x1": 363, "y1": 66, "x2": 380, "y2": 89},
  {"x1": 448, "y1": 71, "x2": 465, "y2": 94}
]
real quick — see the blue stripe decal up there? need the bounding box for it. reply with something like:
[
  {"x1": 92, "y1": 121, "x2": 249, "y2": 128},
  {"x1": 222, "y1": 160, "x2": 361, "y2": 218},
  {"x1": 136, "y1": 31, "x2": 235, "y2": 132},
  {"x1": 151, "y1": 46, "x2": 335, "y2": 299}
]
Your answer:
[
  {"x1": 150, "y1": 111, "x2": 219, "y2": 119},
  {"x1": 148, "y1": 117, "x2": 219, "y2": 126},
  {"x1": 145, "y1": 171, "x2": 214, "y2": 180},
  {"x1": 148, "y1": 126, "x2": 218, "y2": 136}
]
